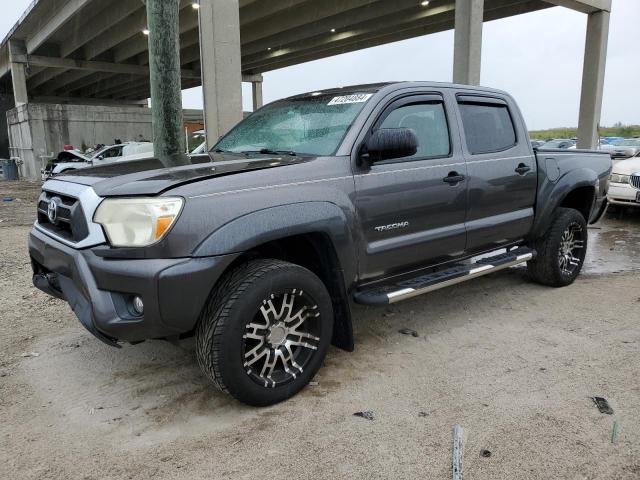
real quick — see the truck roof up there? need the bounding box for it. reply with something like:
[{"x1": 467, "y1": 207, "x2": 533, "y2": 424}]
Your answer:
[{"x1": 286, "y1": 81, "x2": 511, "y2": 101}]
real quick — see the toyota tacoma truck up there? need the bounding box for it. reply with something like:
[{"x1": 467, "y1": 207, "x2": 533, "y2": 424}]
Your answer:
[{"x1": 29, "y1": 82, "x2": 611, "y2": 406}]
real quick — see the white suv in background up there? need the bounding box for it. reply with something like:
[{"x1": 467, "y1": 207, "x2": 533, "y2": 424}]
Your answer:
[
  {"x1": 43, "y1": 142, "x2": 154, "y2": 179},
  {"x1": 607, "y1": 154, "x2": 640, "y2": 208},
  {"x1": 92, "y1": 142, "x2": 154, "y2": 165}
]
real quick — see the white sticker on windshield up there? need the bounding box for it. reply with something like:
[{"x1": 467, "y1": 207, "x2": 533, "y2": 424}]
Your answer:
[{"x1": 327, "y1": 93, "x2": 373, "y2": 106}]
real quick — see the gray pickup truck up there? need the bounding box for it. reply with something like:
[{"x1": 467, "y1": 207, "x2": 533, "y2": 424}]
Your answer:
[{"x1": 29, "y1": 82, "x2": 611, "y2": 406}]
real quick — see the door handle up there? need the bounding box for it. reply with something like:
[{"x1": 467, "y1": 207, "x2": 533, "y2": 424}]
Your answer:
[
  {"x1": 515, "y1": 163, "x2": 531, "y2": 175},
  {"x1": 443, "y1": 172, "x2": 465, "y2": 185}
]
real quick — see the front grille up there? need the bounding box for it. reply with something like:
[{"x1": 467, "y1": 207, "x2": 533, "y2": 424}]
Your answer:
[
  {"x1": 37, "y1": 190, "x2": 89, "y2": 243},
  {"x1": 631, "y1": 174, "x2": 640, "y2": 190}
]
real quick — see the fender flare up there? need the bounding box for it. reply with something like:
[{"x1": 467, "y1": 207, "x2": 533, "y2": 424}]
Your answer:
[
  {"x1": 193, "y1": 201, "x2": 357, "y2": 287},
  {"x1": 531, "y1": 167, "x2": 597, "y2": 238}
]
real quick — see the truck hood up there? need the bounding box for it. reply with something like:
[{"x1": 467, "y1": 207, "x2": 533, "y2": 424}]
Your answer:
[
  {"x1": 54, "y1": 152, "x2": 311, "y2": 196},
  {"x1": 611, "y1": 157, "x2": 640, "y2": 175}
]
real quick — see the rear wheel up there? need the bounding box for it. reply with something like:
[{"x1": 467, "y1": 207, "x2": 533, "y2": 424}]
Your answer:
[
  {"x1": 527, "y1": 208, "x2": 588, "y2": 287},
  {"x1": 196, "y1": 259, "x2": 333, "y2": 406}
]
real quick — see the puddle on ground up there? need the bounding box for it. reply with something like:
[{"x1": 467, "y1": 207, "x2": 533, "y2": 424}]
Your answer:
[{"x1": 585, "y1": 209, "x2": 640, "y2": 274}]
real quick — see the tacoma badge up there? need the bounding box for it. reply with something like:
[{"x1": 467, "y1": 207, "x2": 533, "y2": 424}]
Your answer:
[{"x1": 374, "y1": 221, "x2": 409, "y2": 232}]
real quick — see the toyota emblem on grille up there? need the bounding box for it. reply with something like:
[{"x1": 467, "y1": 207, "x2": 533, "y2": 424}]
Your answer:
[{"x1": 47, "y1": 198, "x2": 59, "y2": 224}]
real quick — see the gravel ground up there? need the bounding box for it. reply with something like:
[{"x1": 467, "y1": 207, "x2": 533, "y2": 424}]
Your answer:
[{"x1": 1, "y1": 180, "x2": 639, "y2": 480}]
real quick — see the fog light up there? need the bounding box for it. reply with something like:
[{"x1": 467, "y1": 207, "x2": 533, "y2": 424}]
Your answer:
[{"x1": 132, "y1": 296, "x2": 144, "y2": 315}]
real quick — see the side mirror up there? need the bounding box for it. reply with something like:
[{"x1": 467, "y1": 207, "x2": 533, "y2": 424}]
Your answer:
[{"x1": 364, "y1": 128, "x2": 418, "y2": 162}]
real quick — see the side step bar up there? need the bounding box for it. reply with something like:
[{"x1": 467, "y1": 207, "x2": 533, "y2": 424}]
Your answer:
[{"x1": 353, "y1": 247, "x2": 535, "y2": 306}]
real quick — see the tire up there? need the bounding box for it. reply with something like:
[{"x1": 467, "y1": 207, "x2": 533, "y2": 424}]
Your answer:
[
  {"x1": 527, "y1": 207, "x2": 588, "y2": 287},
  {"x1": 196, "y1": 259, "x2": 333, "y2": 406}
]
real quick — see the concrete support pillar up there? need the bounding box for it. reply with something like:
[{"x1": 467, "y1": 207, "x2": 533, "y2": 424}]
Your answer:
[
  {"x1": 198, "y1": 0, "x2": 243, "y2": 147},
  {"x1": 252, "y1": 78, "x2": 263, "y2": 111},
  {"x1": 8, "y1": 40, "x2": 28, "y2": 106},
  {"x1": 453, "y1": 0, "x2": 484, "y2": 85},
  {"x1": 577, "y1": 10, "x2": 610, "y2": 149},
  {"x1": 146, "y1": 0, "x2": 186, "y2": 165}
]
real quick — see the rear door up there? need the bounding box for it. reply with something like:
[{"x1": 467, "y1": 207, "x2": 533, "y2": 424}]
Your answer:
[
  {"x1": 456, "y1": 94, "x2": 537, "y2": 253},
  {"x1": 353, "y1": 92, "x2": 468, "y2": 281}
]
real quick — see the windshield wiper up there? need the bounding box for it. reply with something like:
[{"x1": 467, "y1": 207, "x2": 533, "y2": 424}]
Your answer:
[{"x1": 240, "y1": 149, "x2": 297, "y2": 156}]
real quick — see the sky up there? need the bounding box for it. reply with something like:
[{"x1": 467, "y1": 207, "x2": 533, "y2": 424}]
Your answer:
[{"x1": 2, "y1": 0, "x2": 638, "y2": 130}]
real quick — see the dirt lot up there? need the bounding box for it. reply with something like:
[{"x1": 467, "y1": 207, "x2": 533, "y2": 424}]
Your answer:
[{"x1": 1, "y1": 180, "x2": 639, "y2": 479}]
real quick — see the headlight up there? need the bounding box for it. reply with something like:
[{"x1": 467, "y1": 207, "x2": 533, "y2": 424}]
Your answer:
[
  {"x1": 94, "y1": 197, "x2": 183, "y2": 247},
  {"x1": 610, "y1": 173, "x2": 629, "y2": 184}
]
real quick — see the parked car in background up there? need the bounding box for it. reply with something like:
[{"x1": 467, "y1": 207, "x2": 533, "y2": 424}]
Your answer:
[
  {"x1": 92, "y1": 142, "x2": 154, "y2": 165},
  {"x1": 41, "y1": 149, "x2": 91, "y2": 179},
  {"x1": 540, "y1": 139, "x2": 576, "y2": 149},
  {"x1": 567, "y1": 139, "x2": 610, "y2": 150},
  {"x1": 188, "y1": 129, "x2": 206, "y2": 153},
  {"x1": 530, "y1": 140, "x2": 545, "y2": 149},
  {"x1": 607, "y1": 153, "x2": 640, "y2": 208},
  {"x1": 191, "y1": 140, "x2": 207, "y2": 155},
  {"x1": 42, "y1": 142, "x2": 154, "y2": 179},
  {"x1": 605, "y1": 139, "x2": 640, "y2": 161}
]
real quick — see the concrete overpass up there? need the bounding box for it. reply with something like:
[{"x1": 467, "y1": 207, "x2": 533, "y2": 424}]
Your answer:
[{"x1": 0, "y1": 0, "x2": 611, "y2": 179}]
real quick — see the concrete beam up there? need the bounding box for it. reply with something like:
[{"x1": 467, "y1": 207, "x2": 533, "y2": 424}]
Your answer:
[
  {"x1": 82, "y1": 0, "x2": 194, "y2": 60},
  {"x1": 36, "y1": 69, "x2": 95, "y2": 95},
  {"x1": 59, "y1": 73, "x2": 121, "y2": 97},
  {"x1": 114, "y1": 6, "x2": 200, "y2": 64},
  {"x1": 241, "y1": 0, "x2": 385, "y2": 45},
  {"x1": 241, "y1": 0, "x2": 436, "y2": 58},
  {"x1": 543, "y1": 0, "x2": 611, "y2": 13},
  {"x1": 9, "y1": 40, "x2": 28, "y2": 106},
  {"x1": 242, "y1": 73, "x2": 263, "y2": 83},
  {"x1": 59, "y1": 2, "x2": 143, "y2": 58},
  {"x1": 577, "y1": 10, "x2": 610, "y2": 149},
  {"x1": 243, "y1": 0, "x2": 545, "y2": 73},
  {"x1": 199, "y1": 0, "x2": 243, "y2": 146},
  {"x1": 118, "y1": 78, "x2": 201, "y2": 101},
  {"x1": 453, "y1": 0, "x2": 484, "y2": 85},
  {"x1": 30, "y1": 96, "x2": 148, "y2": 107},
  {"x1": 26, "y1": 0, "x2": 93, "y2": 53},
  {"x1": 24, "y1": 55, "x2": 200, "y2": 79},
  {"x1": 81, "y1": 75, "x2": 150, "y2": 99},
  {"x1": 82, "y1": 8, "x2": 148, "y2": 60},
  {"x1": 240, "y1": 0, "x2": 311, "y2": 26},
  {"x1": 242, "y1": 2, "x2": 455, "y2": 68}
]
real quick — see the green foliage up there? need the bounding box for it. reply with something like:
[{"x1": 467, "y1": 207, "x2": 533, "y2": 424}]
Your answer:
[{"x1": 529, "y1": 125, "x2": 640, "y2": 141}]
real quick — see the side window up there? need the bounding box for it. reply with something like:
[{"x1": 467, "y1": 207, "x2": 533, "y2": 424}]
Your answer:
[
  {"x1": 458, "y1": 102, "x2": 517, "y2": 155},
  {"x1": 378, "y1": 102, "x2": 451, "y2": 160},
  {"x1": 104, "y1": 147, "x2": 123, "y2": 158}
]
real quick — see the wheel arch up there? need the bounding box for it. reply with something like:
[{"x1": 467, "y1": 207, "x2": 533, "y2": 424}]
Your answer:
[
  {"x1": 558, "y1": 185, "x2": 596, "y2": 222},
  {"x1": 194, "y1": 202, "x2": 357, "y2": 351}
]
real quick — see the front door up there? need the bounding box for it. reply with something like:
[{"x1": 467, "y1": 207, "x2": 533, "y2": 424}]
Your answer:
[{"x1": 354, "y1": 93, "x2": 468, "y2": 281}]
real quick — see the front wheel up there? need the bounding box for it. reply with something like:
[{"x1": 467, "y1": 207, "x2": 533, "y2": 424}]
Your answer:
[
  {"x1": 527, "y1": 207, "x2": 588, "y2": 287},
  {"x1": 196, "y1": 259, "x2": 333, "y2": 406}
]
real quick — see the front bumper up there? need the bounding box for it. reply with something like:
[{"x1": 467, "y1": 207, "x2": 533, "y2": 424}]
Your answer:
[
  {"x1": 607, "y1": 183, "x2": 640, "y2": 207},
  {"x1": 29, "y1": 227, "x2": 237, "y2": 346}
]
